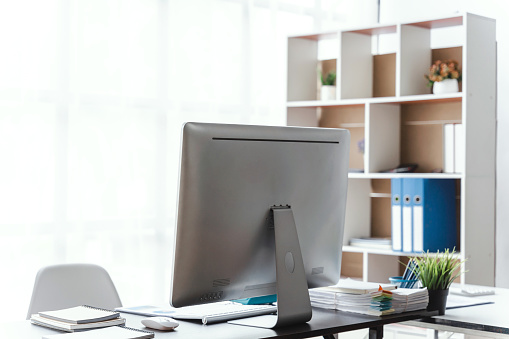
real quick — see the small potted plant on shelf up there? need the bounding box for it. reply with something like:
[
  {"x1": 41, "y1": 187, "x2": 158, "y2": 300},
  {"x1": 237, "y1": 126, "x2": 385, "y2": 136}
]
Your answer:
[
  {"x1": 411, "y1": 248, "x2": 465, "y2": 315},
  {"x1": 320, "y1": 70, "x2": 336, "y2": 100},
  {"x1": 425, "y1": 60, "x2": 462, "y2": 95}
]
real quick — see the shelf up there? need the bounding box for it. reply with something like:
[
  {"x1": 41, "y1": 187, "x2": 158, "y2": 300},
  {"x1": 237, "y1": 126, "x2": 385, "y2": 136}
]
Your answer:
[
  {"x1": 287, "y1": 93, "x2": 463, "y2": 108},
  {"x1": 348, "y1": 173, "x2": 463, "y2": 180},
  {"x1": 287, "y1": 13, "x2": 496, "y2": 285},
  {"x1": 342, "y1": 245, "x2": 462, "y2": 259}
]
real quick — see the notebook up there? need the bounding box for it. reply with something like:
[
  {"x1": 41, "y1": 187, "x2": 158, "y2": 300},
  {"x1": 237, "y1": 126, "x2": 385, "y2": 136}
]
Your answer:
[
  {"x1": 38, "y1": 305, "x2": 120, "y2": 324},
  {"x1": 31, "y1": 314, "x2": 126, "y2": 332},
  {"x1": 42, "y1": 326, "x2": 154, "y2": 339}
]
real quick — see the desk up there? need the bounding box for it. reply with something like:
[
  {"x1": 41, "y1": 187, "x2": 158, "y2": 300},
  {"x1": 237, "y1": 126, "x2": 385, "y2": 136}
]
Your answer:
[
  {"x1": 0, "y1": 308, "x2": 434, "y2": 339},
  {"x1": 406, "y1": 285, "x2": 509, "y2": 338}
]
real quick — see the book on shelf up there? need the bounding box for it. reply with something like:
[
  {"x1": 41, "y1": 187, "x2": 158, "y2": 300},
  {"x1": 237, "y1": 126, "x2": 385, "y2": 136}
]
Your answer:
[
  {"x1": 31, "y1": 305, "x2": 125, "y2": 333},
  {"x1": 443, "y1": 123, "x2": 464, "y2": 174},
  {"x1": 42, "y1": 326, "x2": 154, "y2": 339}
]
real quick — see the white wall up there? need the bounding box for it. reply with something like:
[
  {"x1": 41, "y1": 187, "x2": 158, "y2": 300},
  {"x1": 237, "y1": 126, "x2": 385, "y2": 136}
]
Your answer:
[{"x1": 380, "y1": 0, "x2": 509, "y2": 287}]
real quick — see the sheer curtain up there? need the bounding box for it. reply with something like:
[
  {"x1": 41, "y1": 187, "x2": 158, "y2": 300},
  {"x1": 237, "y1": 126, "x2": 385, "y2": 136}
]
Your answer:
[{"x1": 0, "y1": 0, "x2": 376, "y2": 321}]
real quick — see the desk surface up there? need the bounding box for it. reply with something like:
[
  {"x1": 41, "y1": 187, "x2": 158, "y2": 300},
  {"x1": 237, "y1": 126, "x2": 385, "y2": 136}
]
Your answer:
[
  {"x1": 407, "y1": 284, "x2": 509, "y2": 337},
  {"x1": 0, "y1": 308, "x2": 433, "y2": 339}
]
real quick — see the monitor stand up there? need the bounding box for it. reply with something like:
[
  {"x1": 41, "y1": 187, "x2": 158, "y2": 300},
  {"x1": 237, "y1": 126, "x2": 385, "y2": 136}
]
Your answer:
[{"x1": 229, "y1": 206, "x2": 312, "y2": 328}]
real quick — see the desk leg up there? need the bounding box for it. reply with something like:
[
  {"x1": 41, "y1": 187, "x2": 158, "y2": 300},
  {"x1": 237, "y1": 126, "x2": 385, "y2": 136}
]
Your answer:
[{"x1": 369, "y1": 326, "x2": 383, "y2": 339}]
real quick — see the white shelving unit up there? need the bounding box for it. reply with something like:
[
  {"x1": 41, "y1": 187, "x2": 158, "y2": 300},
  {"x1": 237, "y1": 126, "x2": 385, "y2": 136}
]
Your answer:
[{"x1": 286, "y1": 13, "x2": 496, "y2": 285}]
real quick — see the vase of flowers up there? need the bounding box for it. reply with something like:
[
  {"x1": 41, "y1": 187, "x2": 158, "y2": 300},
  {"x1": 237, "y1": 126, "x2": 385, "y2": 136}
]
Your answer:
[
  {"x1": 425, "y1": 60, "x2": 461, "y2": 95},
  {"x1": 320, "y1": 71, "x2": 336, "y2": 100},
  {"x1": 411, "y1": 248, "x2": 465, "y2": 315}
]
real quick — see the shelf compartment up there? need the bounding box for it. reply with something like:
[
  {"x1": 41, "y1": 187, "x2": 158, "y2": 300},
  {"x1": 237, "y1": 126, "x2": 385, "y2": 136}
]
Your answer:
[
  {"x1": 399, "y1": 17, "x2": 464, "y2": 97},
  {"x1": 319, "y1": 105, "x2": 365, "y2": 172},
  {"x1": 400, "y1": 101, "x2": 462, "y2": 173},
  {"x1": 370, "y1": 179, "x2": 392, "y2": 239},
  {"x1": 366, "y1": 103, "x2": 400, "y2": 173},
  {"x1": 340, "y1": 28, "x2": 397, "y2": 100},
  {"x1": 343, "y1": 178, "x2": 461, "y2": 254},
  {"x1": 287, "y1": 33, "x2": 339, "y2": 102},
  {"x1": 317, "y1": 59, "x2": 337, "y2": 100},
  {"x1": 340, "y1": 251, "x2": 363, "y2": 280}
]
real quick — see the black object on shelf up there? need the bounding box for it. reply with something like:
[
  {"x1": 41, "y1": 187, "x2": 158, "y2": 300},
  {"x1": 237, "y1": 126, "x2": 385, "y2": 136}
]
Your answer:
[{"x1": 380, "y1": 163, "x2": 418, "y2": 173}]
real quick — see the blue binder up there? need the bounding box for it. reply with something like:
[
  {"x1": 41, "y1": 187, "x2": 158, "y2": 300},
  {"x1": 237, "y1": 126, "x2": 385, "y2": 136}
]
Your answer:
[
  {"x1": 403, "y1": 178, "x2": 457, "y2": 253},
  {"x1": 391, "y1": 179, "x2": 402, "y2": 251},
  {"x1": 402, "y1": 180, "x2": 413, "y2": 252}
]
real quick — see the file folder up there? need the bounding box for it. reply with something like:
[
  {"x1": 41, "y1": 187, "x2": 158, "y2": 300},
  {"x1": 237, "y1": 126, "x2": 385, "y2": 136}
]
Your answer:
[
  {"x1": 404, "y1": 178, "x2": 457, "y2": 253},
  {"x1": 391, "y1": 179, "x2": 402, "y2": 251},
  {"x1": 402, "y1": 184, "x2": 413, "y2": 253}
]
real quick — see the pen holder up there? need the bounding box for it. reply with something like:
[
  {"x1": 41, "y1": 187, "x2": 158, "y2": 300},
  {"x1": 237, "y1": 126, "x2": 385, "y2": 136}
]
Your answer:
[{"x1": 389, "y1": 276, "x2": 419, "y2": 289}]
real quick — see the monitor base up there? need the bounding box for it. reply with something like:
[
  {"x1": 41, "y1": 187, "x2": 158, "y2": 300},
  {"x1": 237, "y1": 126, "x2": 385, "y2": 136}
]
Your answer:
[{"x1": 230, "y1": 206, "x2": 312, "y2": 329}]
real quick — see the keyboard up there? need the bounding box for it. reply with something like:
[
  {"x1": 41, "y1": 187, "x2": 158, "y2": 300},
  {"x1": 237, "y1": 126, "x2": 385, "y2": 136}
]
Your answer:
[
  {"x1": 171, "y1": 301, "x2": 277, "y2": 324},
  {"x1": 450, "y1": 287, "x2": 495, "y2": 297}
]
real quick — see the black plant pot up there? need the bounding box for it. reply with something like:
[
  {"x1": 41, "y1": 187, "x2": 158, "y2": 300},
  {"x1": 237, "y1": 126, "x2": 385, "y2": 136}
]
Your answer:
[{"x1": 427, "y1": 289, "x2": 449, "y2": 315}]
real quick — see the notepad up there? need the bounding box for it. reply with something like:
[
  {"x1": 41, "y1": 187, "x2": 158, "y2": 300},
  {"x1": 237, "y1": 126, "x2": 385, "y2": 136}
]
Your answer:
[
  {"x1": 42, "y1": 326, "x2": 154, "y2": 339},
  {"x1": 31, "y1": 314, "x2": 126, "y2": 332},
  {"x1": 39, "y1": 306, "x2": 120, "y2": 324}
]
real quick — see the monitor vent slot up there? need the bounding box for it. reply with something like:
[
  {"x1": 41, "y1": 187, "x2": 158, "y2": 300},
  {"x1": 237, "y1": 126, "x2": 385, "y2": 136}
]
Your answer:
[
  {"x1": 312, "y1": 267, "x2": 324, "y2": 275},
  {"x1": 244, "y1": 282, "x2": 276, "y2": 291},
  {"x1": 212, "y1": 279, "x2": 231, "y2": 287}
]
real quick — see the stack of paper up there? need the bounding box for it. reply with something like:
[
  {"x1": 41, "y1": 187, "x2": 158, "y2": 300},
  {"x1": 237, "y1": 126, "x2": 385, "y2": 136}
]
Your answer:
[
  {"x1": 30, "y1": 305, "x2": 126, "y2": 332},
  {"x1": 310, "y1": 287, "x2": 395, "y2": 316},
  {"x1": 309, "y1": 279, "x2": 429, "y2": 316},
  {"x1": 309, "y1": 280, "x2": 397, "y2": 316},
  {"x1": 391, "y1": 288, "x2": 429, "y2": 313}
]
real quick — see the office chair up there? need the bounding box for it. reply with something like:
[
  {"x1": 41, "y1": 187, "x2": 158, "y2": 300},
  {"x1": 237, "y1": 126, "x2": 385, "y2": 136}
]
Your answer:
[{"x1": 26, "y1": 263, "x2": 122, "y2": 319}]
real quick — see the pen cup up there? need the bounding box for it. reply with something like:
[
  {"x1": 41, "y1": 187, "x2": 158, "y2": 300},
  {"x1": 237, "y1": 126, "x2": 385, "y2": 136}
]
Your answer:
[{"x1": 389, "y1": 276, "x2": 419, "y2": 289}]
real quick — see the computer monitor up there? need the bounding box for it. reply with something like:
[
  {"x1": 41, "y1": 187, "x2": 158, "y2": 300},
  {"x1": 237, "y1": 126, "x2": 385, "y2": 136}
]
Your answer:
[{"x1": 170, "y1": 122, "x2": 350, "y2": 328}]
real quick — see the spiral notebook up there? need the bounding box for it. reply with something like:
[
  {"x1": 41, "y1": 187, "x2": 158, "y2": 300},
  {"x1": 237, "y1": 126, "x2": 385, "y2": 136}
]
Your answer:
[
  {"x1": 38, "y1": 305, "x2": 120, "y2": 324},
  {"x1": 31, "y1": 314, "x2": 125, "y2": 332},
  {"x1": 42, "y1": 326, "x2": 154, "y2": 339}
]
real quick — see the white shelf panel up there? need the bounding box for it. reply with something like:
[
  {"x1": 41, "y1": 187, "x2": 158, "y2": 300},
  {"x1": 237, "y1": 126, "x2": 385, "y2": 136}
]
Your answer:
[
  {"x1": 287, "y1": 92, "x2": 463, "y2": 108},
  {"x1": 343, "y1": 245, "x2": 462, "y2": 259},
  {"x1": 348, "y1": 173, "x2": 463, "y2": 179}
]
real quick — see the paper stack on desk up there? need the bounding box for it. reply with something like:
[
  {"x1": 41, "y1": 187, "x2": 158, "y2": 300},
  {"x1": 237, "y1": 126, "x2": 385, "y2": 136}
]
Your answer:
[
  {"x1": 310, "y1": 285, "x2": 395, "y2": 316},
  {"x1": 309, "y1": 279, "x2": 429, "y2": 316},
  {"x1": 391, "y1": 288, "x2": 429, "y2": 313}
]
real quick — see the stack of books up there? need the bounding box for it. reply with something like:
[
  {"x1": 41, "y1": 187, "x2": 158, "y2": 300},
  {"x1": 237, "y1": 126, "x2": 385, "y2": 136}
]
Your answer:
[
  {"x1": 309, "y1": 279, "x2": 429, "y2": 316},
  {"x1": 30, "y1": 305, "x2": 126, "y2": 332}
]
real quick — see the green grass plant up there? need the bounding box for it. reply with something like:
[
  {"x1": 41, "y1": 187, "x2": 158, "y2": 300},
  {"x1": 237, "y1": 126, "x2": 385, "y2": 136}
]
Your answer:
[{"x1": 412, "y1": 248, "x2": 466, "y2": 290}]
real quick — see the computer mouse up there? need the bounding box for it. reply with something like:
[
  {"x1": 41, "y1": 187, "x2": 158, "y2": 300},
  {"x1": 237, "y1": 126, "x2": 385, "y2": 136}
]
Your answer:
[{"x1": 141, "y1": 316, "x2": 179, "y2": 331}]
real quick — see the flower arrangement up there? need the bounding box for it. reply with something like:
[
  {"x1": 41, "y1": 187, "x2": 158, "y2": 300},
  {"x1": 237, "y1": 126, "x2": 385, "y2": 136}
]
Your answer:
[
  {"x1": 411, "y1": 248, "x2": 466, "y2": 290},
  {"x1": 320, "y1": 71, "x2": 336, "y2": 86},
  {"x1": 425, "y1": 60, "x2": 461, "y2": 87}
]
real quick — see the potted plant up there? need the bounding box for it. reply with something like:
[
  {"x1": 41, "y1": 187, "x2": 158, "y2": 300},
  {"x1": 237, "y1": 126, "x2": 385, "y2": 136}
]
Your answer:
[
  {"x1": 320, "y1": 70, "x2": 336, "y2": 100},
  {"x1": 425, "y1": 60, "x2": 461, "y2": 94},
  {"x1": 411, "y1": 248, "x2": 465, "y2": 315}
]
